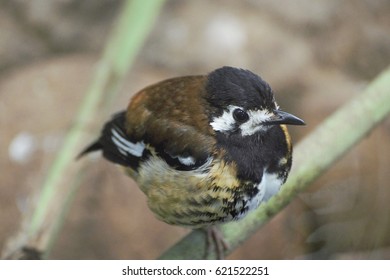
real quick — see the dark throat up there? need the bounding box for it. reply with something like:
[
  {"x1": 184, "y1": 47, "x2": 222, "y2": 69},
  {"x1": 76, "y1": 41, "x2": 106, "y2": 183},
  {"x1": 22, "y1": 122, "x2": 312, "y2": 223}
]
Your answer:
[{"x1": 215, "y1": 126, "x2": 288, "y2": 182}]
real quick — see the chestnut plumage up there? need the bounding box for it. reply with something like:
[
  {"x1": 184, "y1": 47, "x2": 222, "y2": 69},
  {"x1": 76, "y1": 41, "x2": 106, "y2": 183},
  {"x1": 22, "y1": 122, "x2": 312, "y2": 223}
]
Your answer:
[{"x1": 79, "y1": 66, "x2": 305, "y2": 256}]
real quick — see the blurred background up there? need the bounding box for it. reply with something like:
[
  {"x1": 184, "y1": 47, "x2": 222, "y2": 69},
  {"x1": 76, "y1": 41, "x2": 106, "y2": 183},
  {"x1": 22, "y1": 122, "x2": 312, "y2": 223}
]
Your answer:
[{"x1": 1, "y1": 0, "x2": 390, "y2": 259}]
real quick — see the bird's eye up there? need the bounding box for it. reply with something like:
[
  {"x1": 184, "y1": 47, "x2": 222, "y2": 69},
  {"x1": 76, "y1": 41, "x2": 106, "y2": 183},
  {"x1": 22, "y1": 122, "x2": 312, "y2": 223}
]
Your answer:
[{"x1": 233, "y1": 108, "x2": 249, "y2": 123}]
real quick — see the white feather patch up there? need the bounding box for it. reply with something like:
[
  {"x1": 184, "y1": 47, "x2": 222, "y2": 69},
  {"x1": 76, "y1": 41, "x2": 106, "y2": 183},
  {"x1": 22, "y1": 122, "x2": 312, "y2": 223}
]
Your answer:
[
  {"x1": 138, "y1": 156, "x2": 213, "y2": 183},
  {"x1": 239, "y1": 109, "x2": 273, "y2": 136},
  {"x1": 236, "y1": 170, "x2": 283, "y2": 219},
  {"x1": 177, "y1": 155, "x2": 196, "y2": 166},
  {"x1": 260, "y1": 171, "x2": 283, "y2": 201},
  {"x1": 111, "y1": 128, "x2": 145, "y2": 157},
  {"x1": 210, "y1": 105, "x2": 274, "y2": 136},
  {"x1": 209, "y1": 105, "x2": 237, "y2": 132}
]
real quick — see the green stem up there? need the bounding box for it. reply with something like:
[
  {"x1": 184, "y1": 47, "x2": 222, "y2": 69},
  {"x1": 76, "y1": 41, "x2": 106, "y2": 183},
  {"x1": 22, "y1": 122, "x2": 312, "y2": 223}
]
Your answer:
[{"x1": 3, "y1": 0, "x2": 165, "y2": 259}]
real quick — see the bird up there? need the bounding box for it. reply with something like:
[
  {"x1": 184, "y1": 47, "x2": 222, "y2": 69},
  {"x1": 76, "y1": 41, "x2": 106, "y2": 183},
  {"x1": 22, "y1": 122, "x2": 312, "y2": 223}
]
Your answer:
[{"x1": 78, "y1": 66, "x2": 305, "y2": 258}]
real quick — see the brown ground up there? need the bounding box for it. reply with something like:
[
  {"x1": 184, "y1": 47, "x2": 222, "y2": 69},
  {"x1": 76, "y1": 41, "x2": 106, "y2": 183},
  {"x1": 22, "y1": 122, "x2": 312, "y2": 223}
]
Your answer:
[{"x1": 1, "y1": 0, "x2": 390, "y2": 259}]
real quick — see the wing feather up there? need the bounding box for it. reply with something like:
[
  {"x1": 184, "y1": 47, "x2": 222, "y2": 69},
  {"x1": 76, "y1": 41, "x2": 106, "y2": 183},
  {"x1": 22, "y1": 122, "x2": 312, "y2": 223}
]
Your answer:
[{"x1": 79, "y1": 75, "x2": 216, "y2": 171}]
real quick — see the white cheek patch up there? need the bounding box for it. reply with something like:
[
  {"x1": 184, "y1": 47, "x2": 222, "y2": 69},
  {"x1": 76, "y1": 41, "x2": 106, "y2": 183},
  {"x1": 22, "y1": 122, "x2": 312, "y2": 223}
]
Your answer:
[
  {"x1": 239, "y1": 109, "x2": 273, "y2": 136},
  {"x1": 210, "y1": 105, "x2": 274, "y2": 136},
  {"x1": 111, "y1": 128, "x2": 145, "y2": 157},
  {"x1": 209, "y1": 105, "x2": 237, "y2": 132}
]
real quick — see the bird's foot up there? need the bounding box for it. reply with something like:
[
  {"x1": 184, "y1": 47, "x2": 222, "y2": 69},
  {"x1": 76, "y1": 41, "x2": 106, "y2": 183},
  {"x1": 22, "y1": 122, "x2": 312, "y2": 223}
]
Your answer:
[{"x1": 204, "y1": 226, "x2": 230, "y2": 259}]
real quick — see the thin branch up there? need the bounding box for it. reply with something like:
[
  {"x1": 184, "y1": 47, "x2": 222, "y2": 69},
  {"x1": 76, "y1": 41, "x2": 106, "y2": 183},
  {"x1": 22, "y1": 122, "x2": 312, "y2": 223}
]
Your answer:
[
  {"x1": 2, "y1": 0, "x2": 165, "y2": 259},
  {"x1": 159, "y1": 66, "x2": 390, "y2": 259}
]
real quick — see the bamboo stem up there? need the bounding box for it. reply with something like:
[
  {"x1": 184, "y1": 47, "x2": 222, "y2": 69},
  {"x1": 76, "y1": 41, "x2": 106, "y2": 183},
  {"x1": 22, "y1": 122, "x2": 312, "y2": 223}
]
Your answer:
[{"x1": 2, "y1": 0, "x2": 165, "y2": 259}]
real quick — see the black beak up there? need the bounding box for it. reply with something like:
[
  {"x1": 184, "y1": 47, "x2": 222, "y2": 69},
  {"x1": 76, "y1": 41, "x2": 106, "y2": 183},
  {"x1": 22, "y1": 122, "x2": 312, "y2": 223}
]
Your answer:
[{"x1": 266, "y1": 110, "x2": 305, "y2": 126}]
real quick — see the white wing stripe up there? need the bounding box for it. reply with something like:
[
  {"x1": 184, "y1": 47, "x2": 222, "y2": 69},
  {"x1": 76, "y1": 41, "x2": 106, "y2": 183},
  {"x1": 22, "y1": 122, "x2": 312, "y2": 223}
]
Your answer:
[
  {"x1": 177, "y1": 156, "x2": 196, "y2": 166},
  {"x1": 111, "y1": 128, "x2": 145, "y2": 157}
]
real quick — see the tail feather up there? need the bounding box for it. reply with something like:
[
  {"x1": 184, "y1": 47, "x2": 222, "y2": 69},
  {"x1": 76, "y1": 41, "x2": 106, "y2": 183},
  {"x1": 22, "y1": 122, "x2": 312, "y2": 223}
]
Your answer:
[
  {"x1": 77, "y1": 141, "x2": 102, "y2": 159},
  {"x1": 77, "y1": 111, "x2": 141, "y2": 169}
]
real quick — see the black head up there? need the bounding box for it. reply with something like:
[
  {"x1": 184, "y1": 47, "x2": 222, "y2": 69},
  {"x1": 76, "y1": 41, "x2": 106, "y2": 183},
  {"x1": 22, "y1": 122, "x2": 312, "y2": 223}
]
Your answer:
[
  {"x1": 206, "y1": 66, "x2": 275, "y2": 110},
  {"x1": 205, "y1": 66, "x2": 304, "y2": 136}
]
